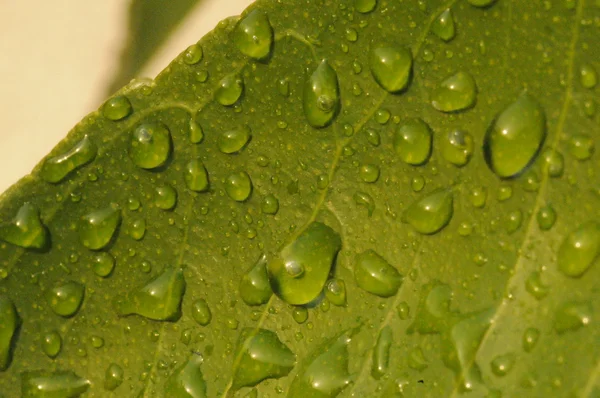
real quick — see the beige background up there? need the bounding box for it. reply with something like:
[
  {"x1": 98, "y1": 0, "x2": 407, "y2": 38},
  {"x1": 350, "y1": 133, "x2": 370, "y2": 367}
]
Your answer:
[{"x1": 0, "y1": 0, "x2": 253, "y2": 192}]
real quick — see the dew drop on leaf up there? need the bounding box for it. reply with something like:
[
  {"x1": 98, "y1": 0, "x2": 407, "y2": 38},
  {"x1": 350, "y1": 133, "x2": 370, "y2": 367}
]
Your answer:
[
  {"x1": 469, "y1": 186, "x2": 487, "y2": 208},
  {"x1": 365, "y1": 129, "x2": 381, "y2": 146},
  {"x1": 292, "y1": 307, "x2": 308, "y2": 324},
  {"x1": 541, "y1": 148, "x2": 564, "y2": 177},
  {"x1": 0, "y1": 203, "x2": 48, "y2": 249},
  {"x1": 155, "y1": 184, "x2": 177, "y2": 210},
  {"x1": 182, "y1": 43, "x2": 203, "y2": 65},
  {"x1": 129, "y1": 122, "x2": 172, "y2": 170},
  {"x1": 505, "y1": 210, "x2": 523, "y2": 234},
  {"x1": 431, "y1": 9, "x2": 455, "y2": 42},
  {"x1": 525, "y1": 271, "x2": 549, "y2": 300},
  {"x1": 127, "y1": 218, "x2": 146, "y2": 240},
  {"x1": 0, "y1": 295, "x2": 18, "y2": 370},
  {"x1": 164, "y1": 354, "x2": 206, "y2": 397},
  {"x1": 497, "y1": 185, "x2": 513, "y2": 202},
  {"x1": 191, "y1": 298, "x2": 212, "y2": 326},
  {"x1": 408, "y1": 282, "x2": 453, "y2": 334},
  {"x1": 467, "y1": 0, "x2": 497, "y2": 7},
  {"x1": 234, "y1": 10, "x2": 273, "y2": 60},
  {"x1": 554, "y1": 301, "x2": 592, "y2": 333},
  {"x1": 21, "y1": 370, "x2": 90, "y2": 397},
  {"x1": 41, "y1": 135, "x2": 97, "y2": 183},
  {"x1": 522, "y1": 327, "x2": 540, "y2": 352},
  {"x1": 261, "y1": 194, "x2": 279, "y2": 215},
  {"x1": 189, "y1": 119, "x2": 204, "y2": 144},
  {"x1": 371, "y1": 325, "x2": 393, "y2": 380},
  {"x1": 46, "y1": 281, "x2": 85, "y2": 317},
  {"x1": 359, "y1": 163, "x2": 380, "y2": 183},
  {"x1": 483, "y1": 93, "x2": 546, "y2": 178},
  {"x1": 325, "y1": 278, "x2": 346, "y2": 306},
  {"x1": 218, "y1": 125, "x2": 251, "y2": 154},
  {"x1": 440, "y1": 130, "x2": 474, "y2": 166},
  {"x1": 536, "y1": 204, "x2": 556, "y2": 231},
  {"x1": 216, "y1": 74, "x2": 244, "y2": 106},
  {"x1": 431, "y1": 71, "x2": 477, "y2": 113},
  {"x1": 354, "y1": 249, "x2": 403, "y2": 297},
  {"x1": 355, "y1": 0, "x2": 377, "y2": 13},
  {"x1": 557, "y1": 221, "x2": 600, "y2": 278},
  {"x1": 225, "y1": 171, "x2": 253, "y2": 202},
  {"x1": 184, "y1": 159, "x2": 209, "y2": 192},
  {"x1": 580, "y1": 63, "x2": 598, "y2": 89},
  {"x1": 102, "y1": 95, "x2": 132, "y2": 121},
  {"x1": 240, "y1": 254, "x2": 272, "y2": 306},
  {"x1": 303, "y1": 60, "x2": 340, "y2": 128},
  {"x1": 394, "y1": 118, "x2": 433, "y2": 165},
  {"x1": 92, "y1": 252, "x2": 115, "y2": 277},
  {"x1": 397, "y1": 301, "x2": 410, "y2": 320},
  {"x1": 79, "y1": 204, "x2": 121, "y2": 250},
  {"x1": 402, "y1": 188, "x2": 453, "y2": 234},
  {"x1": 41, "y1": 330, "x2": 62, "y2": 359},
  {"x1": 568, "y1": 134, "x2": 594, "y2": 160},
  {"x1": 104, "y1": 363, "x2": 124, "y2": 391},
  {"x1": 354, "y1": 191, "x2": 376, "y2": 216},
  {"x1": 369, "y1": 46, "x2": 413, "y2": 93},
  {"x1": 490, "y1": 352, "x2": 516, "y2": 377}
]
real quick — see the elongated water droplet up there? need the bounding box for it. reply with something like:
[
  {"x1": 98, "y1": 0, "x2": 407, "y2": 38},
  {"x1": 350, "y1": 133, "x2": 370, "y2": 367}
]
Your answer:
[
  {"x1": 541, "y1": 148, "x2": 564, "y2": 177},
  {"x1": 537, "y1": 205, "x2": 556, "y2": 231},
  {"x1": 232, "y1": 328, "x2": 296, "y2": 389},
  {"x1": 184, "y1": 159, "x2": 209, "y2": 192},
  {"x1": 234, "y1": 10, "x2": 273, "y2": 60},
  {"x1": 104, "y1": 363, "x2": 124, "y2": 391},
  {"x1": 366, "y1": 129, "x2": 381, "y2": 146},
  {"x1": 569, "y1": 134, "x2": 595, "y2": 160},
  {"x1": 216, "y1": 74, "x2": 244, "y2": 106},
  {"x1": 354, "y1": 191, "x2": 375, "y2": 216},
  {"x1": 522, "y1": 327, "x2": 540, "y2": 352},
  {"x1": 240, "y1": 254, "x2": 272, "y2": 306},
  {"x1": 355, "y1": 0, "x2": 376, "y2": 13},
  {"x1": 42, "y1": 330, "x2": 62, "y2": 359},
  {"x1": 189, "y1": 119, "x2": 204, "y2": 144},
  {"x1": 369, "y1": 46, "x2": 412, "y2": 93},
  {"x1": 554, "y1": 301, "x2": 592, "y2": 333},
  {"x1": 372, "y1": 326, "x2": 393, "y2": 380},
  {"x1": 0, "y1": 296, "x2": 18, "y2": 370},
  {"x1": 261, "y1": 194, "x2": 279, "y2": 215},
  {"x1": 102, "y1": 95, "x2": 132, "y2": 121},
  {"x1": 114, "y1": 268, "x2": 186, "y2": 321},
  {"x1": 525, "y1": 271, "x2": 549, "y2": 300},
  {"x1": 165, "y1": 354, "x2": 207, "y2": 397},
  {"x1": 41, "y1": 135, "x2": 97, "y2": 183},
  {"x1": 580, "y1": 63, "x2": 598, "y2": 89},
  {"x1": 557, "y1": 221, "x2": 600, "y2": 278},
  {"x1": 431, "y1": 9, "x2": 455, "y2": 41},
  {"x1": 21, "y1": 370, "x2": 90, "y2": 397},
  {"x1": 127, "y1": 218, "x2": 146, "y2": 240},
  {"x1": 467, "y1": 0, "x2": 497, "y2": 6},
  {"x1": 325, "y1": 279, "x2": 346, "y2": 306},
  {"x1": 225, "y1": 172, "x2": 252, "y2": 202},
  {"x1": 394, "y1": 118, "x2": 433, "y2": 165},
  {"x1": 191, "y1": 298, "x2": 212, "y2": 326},
  {"x1": 403, "y1": 188, "x2": 453, "y2": 234},
  {"x1": 46, "y1": 281, "x2": 84, "y2": 317},
  {"x1": 354, "y1": 250, "x2": 403, "y2": 297},
  {"x1": 506, "y1": 210, "x2": 523, "y2": 234},
  {"x1": 218, "y1": 125, "x2": 251, "y2": 154},
  {"x1": 441, "y1": 130, "x2": 474, "y2": 166},
  {"x1": 0, "y1": 203, "x2": 48, "y2": 249},
  {"x1": 129, "y1": 122, "x2": 172, "y2": 169},
  {"x1": 155, "y1": 184, "x2": 177, "y2": 210},
  {"x1": 267, "y1": 222, "x2": 341, "y2": 305},
  {"x1": 93, "y1": 252, "x2": 115, "y2": 277},
  {"x1": 303, "y1": 60, "x2": 340, "y2": 128},
  {"x1": 484, "y1": 94, "x2": 546, "y2": 178},
  {"x1": 491, "y1": 353, "x2": 515, "y2": 377},
  {"x1": 431, "y1": 72, "x2": 477, "y2": 113},
  {"x1": 79, "y1": 204, "x2": 121, "y2": 250}
]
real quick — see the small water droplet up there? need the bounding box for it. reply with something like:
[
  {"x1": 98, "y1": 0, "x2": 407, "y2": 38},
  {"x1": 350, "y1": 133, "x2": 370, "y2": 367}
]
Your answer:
[
  {"x1": 0, "y1": 203, "x2": 48, "y2": 249},
  {"x1": 355, "y1": 0, "x2": 376, "y2": 13},
  {"x1": 354, "y1": 191, "x2": 375, "y2": 216},
  {"x1": 365, "y1": 129, "x2": 381, "y2": 146},
  {"x1": 292, "y1": 307, "x2": 308, "y2": 324},
  {"x1": 303, "y1": 60, "x2": 340, "y2": 128},
  {"x1": 278, "y1": 78, "x2": 290, "y2": 96},
  {"x1": 104, "y1": 363, "x2": 124, "y2": 391},
  {"x1": 431, "y1": 71, "x2": 477, "y2": 113},
  {"x1": 371, "y1": 326, "x2": 393, "y2": 379},
  {"x1": 403, "y1": 188, "x2": 453, "y2": 234},
  {"x1": 189, "y1": 119, "x2": 204, "y2": 144},
  {"x1": 354, "y1": 250, "x2": 403, "y2": 297},
  {"x1": 497, "y1": 185, "x2": 513, "y2": 202},
  {"x1": 184, "y1": 159, "x2": 209, "y2": 192},
  {"x1": 41, "y1": 135, "x2": 97, "y2": 183},
  {"x1": 155, "y1": 184, "x2": 177, "y2": 210},
  {"x1": 325, "y1": 278, "x2": 347, "y2": 306},
  {"x1": 129, "y1": 122, "x2": 172, "y2": 169},
  {"x1": 316, "y1": 174, "x2": 329, "y2": 190},
  {"x1": 580, "y1": 63, "x2": 598, "y2": 88},
  {"x1": 359, "y1": 164, "x2": 380, "y2": 183},
  {"x1": 216, "y1": 74, "x2": 244, "y2": 106},
  {"x1": 394, "y1": 118, "x2": 433, "y2": 165},
  {"x1": 240, "y1": 254, "x2": 273, "y2": 306},
  {"x1": 345, "y1": 27, "x2": 358, "y2": 42},
  {"x1": 191, "y1": 298, "x2": 212, "y2": 326},
  {"x1": 467, "y1": 0, "x2": 497, "y2": 6},
  {"x1": 225, "y1": 172, "x2": 253, "y2": 202},
  {"x1": 218, "y1": 125, "x2": 251, "y2": 154},
  {"x1": 370, "y1": 46, "x2": 413, "y2": 93},
  {"x1": 411, "y1": 176, "x2": 426, "y2": 192},
  {"x1": 554, "y1": 301, "x2": 592, "y2": 333},
  {"x1": 128, "y1": 218, "x2": 146, "y2": 240},
  {"x1": 21, "y1": 370, "x2": 90, "y2": 397},
  {"x1": 41, "y1": 330, "x2": 62, "y2": 359},
  {"x1": 397, "y1": 301, "x2": 410, "y2": 320},
  {"x1": 431, "y1": 9, "x2": 455, "y2": 41},
  {"x1": 557, "y1": 221, "x2": 600, "y2": 278},
  {"x1": 234, "y1": 10, "x2": 273, "y2": 60},
  {"x1": 93, "y1": 252, "x2": 115, "y2": 277},
  {"x1": 441, "y1": 130, "x2": 474, "y2": 166},
  {"x1": 506, "y1": 210, "x2": 523, "y2": 234},
  {"x1": 0, "y1": 296, "x2": 18, "y2": 370},
  {"x1": 525, "y1": 271, "x2": 549, "y2": 300},
  {"x1": 568, "y1": 134, "x2": 594, "y2": 160},
  {"x1": 522, "y1": 327, "x2": 540, "y2": 352},
  {"x1": 261, "y1": 194, "x2": 279, "y2": 215},
  {"x1": 484, "y1": 94, "x2": 547, "y2": 178},
  {"x1": 79, "y1": 204, "x2": 121, "y2": 250},
  {"x1": 102, "y1": 96, "x2": 132, "y2": 121},
  {"x1": 541, "y1": 148, "x2": 564, "y2": 177},
  {"x1": 583, "y1": 98, "x2": 597, "y2": 118},
  {"x1": 490, "y1": 353, "x2": 515, "y2": 377},
  {"x1": 47, "y1": 281, "x2": 85, "y2": 317},
  {"x1": 469, "y1": 187, "x2": 487, "y2": 208},
  {"x1": 536, "y1": 204, "x2": 556, "y2": 231},
  {"x1": 164, "y1": 354, "x2": 206, "y2": 396},
  {"x1": 182, "y1": 43, "x2": 203, "y2": 65}
]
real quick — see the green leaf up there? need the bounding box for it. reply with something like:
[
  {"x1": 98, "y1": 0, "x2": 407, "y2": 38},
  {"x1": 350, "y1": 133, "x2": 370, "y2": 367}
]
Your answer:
[{"x1": 1, "y1": 0, "x2": 599, "y2": 396}]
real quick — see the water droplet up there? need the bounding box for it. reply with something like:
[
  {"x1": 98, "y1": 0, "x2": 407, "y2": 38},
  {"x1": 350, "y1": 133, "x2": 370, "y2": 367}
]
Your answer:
[
  {"x1": 90, "y1": 335, "x2": 104, "y2": 349},
  {"x1": 278, "y1": 78, "x2": 290, "y2": 96},
  {"x1": 218, "y1": 125, "x2": 251, "y2": 154},
  {"x1": 506, "y1": 210, "x2": 523, "y2": 234},
  {"x1": 104, "y1": 363, "x2": 124, "y2": 391},
  {"x1": 155, "y1": 184, "x2": 177, "y2": 210},
  {"x1": 467, "y1": 0, "x2": 497, "y2": 6},
  {"x1": 354, "y1": 250, "x2": 403, "y2": 297},
  {"x1": 165, "y1": 354, "x2": 207, "y2": 396},
  {"x1": 234, "y1": 10, "x2": 273, "y2": 60},
  {"x1": 216, "y1": 74, "x2": 244, "y2": 106},
  {"x1": 354, "y1": 191, "x2": 375, "y2": 216},
  {"x1": 580, "y1": 63, "x2": 598, "y2": 88},
  {"x1": 541, "y1": 148, "x2": 564, "y2": 177},
  {"x1": 129, "y1": 122, "x2": 172, "y2": 169},
  {"x1": 102, "y1": 96, "x2": 132, "y2": 121},
  {"x1": 491, "y1": 353, "x2": 515, "y2": 377},
  {"x1": 21, "y1": 370, "x2": 90, "y2": 397},
  {"x1": 441, "y1": 130, "x2": 474, "y2": 166},
  {"x1": 359, "y1": 164, "x2": 380, "y2": 183},
  {"x1": 316, "y1": 174, "x2": 329, "y2": 190},
  {"x1": 403, "y1": 188, "x2": 453, "y2": 234},
  {"x1": 303, "y1": 60, "x2": 340, "y2": 128},
  {"x1": 411, "y1": 176, "x2": 426, "y2": 192},
  {"x1": 0, "y1": 203, "x2": 48, "y2": 249},
  {"x1": 267, "y1": 222, "x2": 341, "y2": 305},
  {"x1": 93, "y1": 252, "x2": 115, "y2": 277},
  {"x1": 41, "y1": 330, "x2": 62, "y2": 359},
  {"x1": 184, "y1": 159, "x2": 209, "y2": 192},
  {"x1": 431, "y1": 9, "x2": 455, "y2": 41},
  {"x1": 325, "y1": 279, "x2": 346, "y2": 306},
  {"x1": 522, "y1": 327, "x2": 540, "y2": 352},
  {"x1": 240, "y1": 254, "x2": 272, "y2": 306},
  {"x1": 371, "y1": 326, "x2": 392, "y2": 380},
  {"x1": 536, "y1": 204, "x2": 556, "y2": 231},
  {"x1": 435, "y1": 72, "x2": 478, "y2": 112},
  {"x1": 355, "y1": 0, "x2": 376, "y2": 13},
  {"x1": 394, "y1": 118, "x2": 433, "y2": 165},
  {"x1": 525, "y1": 271, "x2": 549, "y2": 300},
  {"x1": 261, "y1": 194, "x2": 279, "y2": 215},
  {"x1": 484, "y1": 94, "x2": 547, "y2": 178},
  {"x1": 46, "y1": 281, "x2": 84, "y2": 317},
  {"x1": 190, "y1": 298, "x2": 212, "y2": 326},
  {"x1": 189, "y1": 119, "x2": 204, "y2": 144},
  {"x1": 79, "y1": 204, "x2": 121, "y2": 250},
  {"x1": 397, "y1": 301, "x2": 410, "y2": 320},
  {"x1": 114, "y1": 268, "x2": 186, "y2": 321},
  {"x1": 225, "y1": 172, "x2": 252, "y2": 202},
  {"x1": 288, "y1": 329, "x2": 355, "y2": 397},
  {"x1": 128, "y1": 218, "x2": 146, "y2": 241},
  {"x1": 292, "y1": 307, "x2": 308, "y2": 324},
  {"x1": 41, "y1": 135, "x2": 97, "y2": 183},
  {"x1": 374, "y1": 109, "x2": 391, "y2": 124},
  {"x1": 557, "y1": 221, "x2": 600, "y2": 278},
  {"x1": 568, "y1": 134, "x2": 594, "y2": 160},
  {"x1": 554, "y1": 301, "x2": 592, "y2": 333},
  {"x1": 0, "y1": 296, "x2": 17, "y2": 370},
  {"x1": 408, "y1": 282, "x2": 453, "y2": 334},
  {"x1": 369, "y1": 46, "x2": 413, "y2": 93},
  {"x1": 497, "y1": 185, "x2": 513, "y2": 202},
  {"x1": 365, "y1": 129, "x2": 381, "y2": 146}
]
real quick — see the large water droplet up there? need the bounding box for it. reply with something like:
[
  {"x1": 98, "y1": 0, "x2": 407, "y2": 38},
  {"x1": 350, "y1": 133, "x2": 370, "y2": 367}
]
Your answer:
[
  {"x1": 155, "y1": 184, "x2": 177, "y2": 210},
  {"x1": 441, "y1": 130, "x2": 474, "y2": 166},
  {"x1": 21, "y1": 370, "x2": 90, "y2": 397},
  {"x1": 0, "y1": 296, "x2": 18, "y2": 370},
  {"x1": 355, "y1": 0, "x2": 376, "y2": 13},
  {"x1": 394, "y1": 118, "x2": 433, "y2": 165},
  {"x1": 184, "y1": 159, "x2": 209, "y2": 192},
  {"x1": 104, "y1": 363, "x2": 124, "y2": 391},
  {"x1": 46, "y1": 281, "x2": 85, "y2": 317},
  {"x1": 431, "y1": 9, "x2": 455, "y2": 41},
  {"x1": 267, "y1": 222, "x2": 341, "y2": 305},
  {"x1": 165, "y1": 354, "x2": 207, "y2": 397},
  {"x1": 114, "y1": 268, "x2": 186, "y2": 321},
  {"x1": 557, "y1": 221, "x2": 600, "y2": 278},
  {"x1": 232, "y1": 328, "x2": 296, "y2": 389},
  {"x1": 218, "y1": 125, "x2": 251, "y2": 154},
  {"x1": 580, "y1": 63, "x2": 598, "y2": 89},
  {"x1": 369, "y1": 46, "x2": 412, "y2": 93},
  {"x1": 403, "y1": 188, "x2": 453, "y2": 234},
  {"x1": 288, "y1": 329, "x2": 355, "y2": 397},
  {"x1": 483, "y1": 94, "x2": 546, "y2": 178},
  {"x1": 354, "y1": 250, "x2": 403, "y2": 297},
  {"x1": 0, "y1": 203, "x2": 48, "y2": 249},
  {"x1": 216, "y1": 74, "x2": 244, "y2": 106},
  {"x1": 325, "y1": 278, "x2": 346, "y2": 306},
  {"x1": 303, "y1": 60, "x2": 340, "y2": 128},
  {"x1": 191, "y1": 298, "x2": 212, "y2": 326},
  {"x1": 102, "y1": 96, "x2": 132, "y2": 121},
  {"x1": 234, "y1": 10, "x2": 273, "y2": 60},
  {"x1": 225, "y1": 172, "x2": 252, "y2": 202},
  {"x1": 41, "y1": 135, "x2": 97, "y2": 183},
  {"x1": 129, "y1": 122, "x2": 172, "y2": 169},
  {"x1": 431, "y1": 71, "x2": 477, "y2": 112},
  {"x1": 41, "y1": 330, "x2": 62, "y2": 359},
  {"x1": 79, "y1": 204, "x2": 121, "y2": 250},
  {"x1": 554, "y1": 301, "x2": 592, "y2": 333},
  {"x1": 240, "y1": 254, "x2": 272, "y2": 306},
  {"x1": 371, "y1": 326, "x2": 392, "y2": 380}
]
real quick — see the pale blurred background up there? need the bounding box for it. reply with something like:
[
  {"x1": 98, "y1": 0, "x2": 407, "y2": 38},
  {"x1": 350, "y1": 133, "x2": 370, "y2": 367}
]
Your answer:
[{"x1": 0, "y1": 0, "x2": 253, "y2": 192}]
